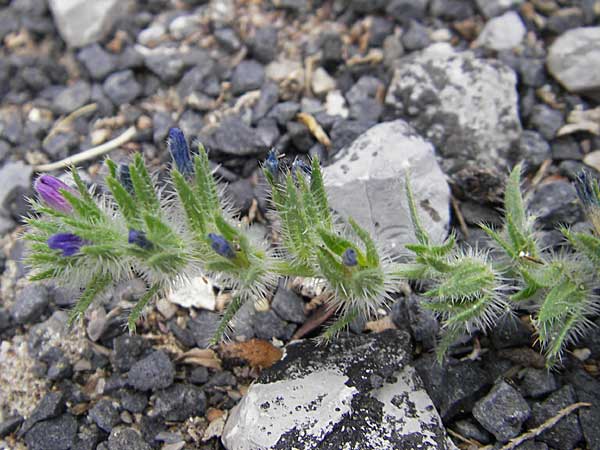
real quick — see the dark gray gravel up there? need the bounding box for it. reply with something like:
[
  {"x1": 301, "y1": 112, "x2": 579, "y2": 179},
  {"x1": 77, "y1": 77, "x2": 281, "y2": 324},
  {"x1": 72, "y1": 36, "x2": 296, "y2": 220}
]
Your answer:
[{"x1": 127, "y1": 350, "x2": 175, "y2": 392}]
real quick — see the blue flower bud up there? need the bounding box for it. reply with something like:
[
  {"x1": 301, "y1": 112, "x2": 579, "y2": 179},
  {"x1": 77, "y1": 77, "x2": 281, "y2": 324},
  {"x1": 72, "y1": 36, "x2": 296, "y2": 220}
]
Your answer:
[
  {"x1": 118, "y1": 164, "x2": 134, "y2": 194},
  {"x1": 48, "y1": 233, "x2": 85, "y2": 257},
  {"x1": 264, "y1": 149, "x2": 279, "y2": 177},
  {"x1": 342, "y1": 248, "x2": 358, "y2": 267},
  {"x1": 128, "y1": 229, "x2": 153, "y2": 250},
  {"x1": 167, "y1": 127, "x2": 193, "y2": 175},
  {"x1": 208, "y1": 233, "x2": 236, "y2": 259},
  {"x1": 292, "y1": 157, "x2": 311, "y2": 176},
  {"x1": 34, "y1": 175, "x2": 77, "y2": 213}
]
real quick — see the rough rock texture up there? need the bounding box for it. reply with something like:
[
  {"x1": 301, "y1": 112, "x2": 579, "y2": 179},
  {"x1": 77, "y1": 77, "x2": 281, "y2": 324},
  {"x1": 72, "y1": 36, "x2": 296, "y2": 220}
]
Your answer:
[
  {"x1": 48, "y1": 0, "x2": 134, "y2": 48},
  {"x1": 323, "y1": 120, "x2": 450, "y2": 255},
  {"x1": 221, "y1": 330, "x2": 457, "y2": 450},
  {"x1": 547, "y1": 27, "x2": 600, "y2": 99},
  {"x1": 385, "y1": 44, "x2": 522, "y2": 175}
]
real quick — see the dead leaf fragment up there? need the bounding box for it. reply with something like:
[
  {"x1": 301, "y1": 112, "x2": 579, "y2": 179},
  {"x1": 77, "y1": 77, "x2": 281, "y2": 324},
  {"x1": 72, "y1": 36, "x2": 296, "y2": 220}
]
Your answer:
[
  {"x1": 297, "y1": 112, "x2": 332, "y2": 148},
  {"x1": 176, "y1": 348, "x2": 222, "y2": 370},
  {"x1": 220, "y1": 339, "x2": 283, "y2": 369}
]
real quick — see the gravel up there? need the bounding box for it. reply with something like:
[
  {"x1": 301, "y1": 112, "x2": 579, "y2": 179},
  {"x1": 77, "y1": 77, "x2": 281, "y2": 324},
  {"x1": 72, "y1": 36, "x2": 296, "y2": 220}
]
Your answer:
[{"x1": 127, "y1": 350, "x2": 175, "y2": 392}]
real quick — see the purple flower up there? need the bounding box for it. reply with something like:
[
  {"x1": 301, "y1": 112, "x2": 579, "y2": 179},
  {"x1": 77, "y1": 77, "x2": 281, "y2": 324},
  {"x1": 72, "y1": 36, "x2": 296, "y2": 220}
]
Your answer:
[
  {"x1": 128, "y1": 229, "x2": 153, "y2": 250},
  {"x1": 34, "y1": 175, "x2": 77, "y2": 213},
  {"x1": 167, "y1": 127, "x2": 193, "y2": 175},
  {"x1": 342, "y1": 248, "x2": 358, "y2": 267},
  {"x1": 48, "y1": 233, "x2": 85, "y2": 257},
  {"x1": 208, "y1": 233, "x2": 236, "y2": 259}
]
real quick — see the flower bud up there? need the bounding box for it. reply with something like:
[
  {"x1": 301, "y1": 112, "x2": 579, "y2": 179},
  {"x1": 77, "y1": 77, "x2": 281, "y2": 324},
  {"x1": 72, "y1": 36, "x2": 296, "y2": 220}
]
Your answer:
[
  {"x1": 128, "y1": 229, "x2": 153, "y2": 250},
  {"x1": 34, "y1": 175, "x2": 77, "y2": 213},
  {"x1": 342, "y1": 247, "x2": 358, "y2": 267},
  {"x1": 167, "y1": 127, "x2": 193, "y2": 175},
  {"x1": 264, "y1": 149, "x2": 279, "y2": 177},
  {"x1": 48, "y1": 233, "x2": 85, "y2": 256},
  {"x1": 208, "y1": 233, "x2": 236, "y2": 259}
]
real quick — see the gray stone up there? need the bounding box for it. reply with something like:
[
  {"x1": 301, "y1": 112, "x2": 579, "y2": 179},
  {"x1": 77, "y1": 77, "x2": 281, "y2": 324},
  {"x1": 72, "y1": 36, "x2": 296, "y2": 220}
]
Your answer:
[
  {"x1": 204, "y1": 116, "x2": 267, "y2": 155},
  {"x1": 231, "y1": 60, "x2": 265, "y2": 95},
  {"x1": 475, "y1": 0, "x2": 524, "y2": 18},
  {"x1": 11, "y1": 284, "x2": 49, "y2": 324},
  {"x1": 489, "y1": 315, "x2": 532, "y2": 350},
  {"x1": 0, "y1": 416, "x2": 23, "y2": 438},
  {"x1": 385, "y1": 45, "x2": 521, "y2": 175},
  {"x1": 252, "y1": 310, "x2": 296, "y2": 341},
  {"x1": 430, "y1": 0, "x2": 474, "y2": 20},
  {"x1": 77, "y1": 44, "x2": 118, "y2": 81},
  {"x1": 112, "y1": 334, "x2": 150, "y2": 373},
  {"x1": 516, "y1": 130, "x2": 551, "y2": 171},
  {"x1": 414, "y1": 354, "x2": 491, "y2": 421},
  {"x1": 222, "y1": 330, "x2": 457, "y2": 450},
  {"x1": 350, "y1": 0, "x2": 388, "y2": 14},
  {"x1": 391, "y1": 294, "x2": 439, "y2": 351},
  {"x1": 529, "y1": 105, "x2": 563, "y2": 141},
  {"x1": 529, "y1": 385, "x2": 583, "y2": 449},
  {"x1": 474, "y1": 11, "x2": 526, "y2": 51},
  {"x1": 529, "y1": 180, "x2": 584, "y2": 229},
  {"x1": 518, "y1": 368, "x2": 558, "y2": 399},
  {"x1": 0, "y1": 161, "x2": 33, "y2": 218},
  {"x1": 20, "y1": 391, "x2": 66, "y2": 436},
  {"x1": 473, "y1": 380, "x2": 531, "y2": 442},
  {"x1": 567, "y1": 369, "x2": 600, "y2": 450},
  {"x1": 187, "y1": 311, "x2": 220, "y2": 348},
  {"x1": 329, "y1": 119, "x2": 374, "y2": 153},
  {"x1": 152, "y1": 383, "x2": 206, "y2": 421},
  {"x1": 24, "y1": 414, "x2": 78, "y2": 450},
  {"x1": 103, "y1": 70, "x2": 141, "y2": 105},
  {"x1": 43, "y1": 131, "x2": 80, "y2": 160},
  {"x1": 386, "y1": 0, "x2": 428, "y2": 22},
  {"x1": 547, "y1": 27, "x2": 600, "y2": 98},
  {"x1": 215, "y1": 27, "x2": 242, "y2": 53},
  {"x1": 107, "y1": 427, "x2": 151, "y2": 450},
  {"x1": 142, "y1": 48, "x2": 187, "y2": 84},
  {"x1": 53, "y1": 81, "x2": 91, "y2": 114},
  {"x1": 253, "y1": 82, "x2": 279, "y2": 123},
  {"x1": 546, "y1": 8, "x2": 585, "y2": 35},
  {"x1": 89, "y1": 399, "x2": 120, "y2": 432},
  {"x1": 401, "y1": 20, "x2": 430, "y2": 51},
  {"x1": 268, "y1": 102, "x2": 299, "y2": 126},
  {"x1": 323, "y1": 120, "x2": 450, "y2": 256},
  {"x1": 117, "y1": 389, "x2": 148, "y2": 414},
  {"x1": 250, "y1": 27, "x2": 278, "y2": 64},
  {"x1": 0, "y1": 108, "x2": 23, "y2": 145},
  {"x1": 271, "y1": 286, "x2": 306, "y2": 324},
  {"x1": 127, "y1": 350, "x2": 175, "y2": 391},
  {"x1": 452, "y1": 419, "x2": 491, "y2": 444},
  {"x1": 48, "y1": 0, "x2": 133, "y2": 48}
]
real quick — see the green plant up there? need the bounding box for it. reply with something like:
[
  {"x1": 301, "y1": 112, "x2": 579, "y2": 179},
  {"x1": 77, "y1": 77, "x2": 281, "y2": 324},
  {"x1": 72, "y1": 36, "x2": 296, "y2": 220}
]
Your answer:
[{"x1": 23, "y1": 128, "x2": 600, "y2": 367}]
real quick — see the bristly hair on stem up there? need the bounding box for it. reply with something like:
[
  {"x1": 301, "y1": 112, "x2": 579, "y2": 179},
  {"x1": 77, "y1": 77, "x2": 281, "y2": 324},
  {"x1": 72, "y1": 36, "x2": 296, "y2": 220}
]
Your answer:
[{"x1": 22, "y1": 126, "x2": 600, "y2": 367}]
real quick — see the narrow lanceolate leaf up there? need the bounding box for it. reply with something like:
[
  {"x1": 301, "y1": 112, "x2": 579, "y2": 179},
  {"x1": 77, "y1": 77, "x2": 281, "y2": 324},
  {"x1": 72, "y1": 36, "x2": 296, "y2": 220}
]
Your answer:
[
  {"x1": 70, "y1": 167, "x2": 101, "y2": 213},
  {"x1": 479, "y1": 223, "x2": 516, "y2": 259},
  {"x1": 405, "y1": 171, "x2": 429, "y2": 245},
  {"x1": 130, "y1": 154, "x2": 160, "y2": 213},
  {"x1": 194, "y1": 147, "x2": 220, "y2": 212},
  {"x1": 106, "y1": 175, "x2": 141, "y2": 228},
  {"x1": 348, "y1": 217, "x2": 379, "y2": 267},
  {"x1": 128, "y1": 284, "x2": 160, "y2": 333},
  {"x1": 424, "y1": 258, "x2": 495, "y2": 301},
  {"x1": 172, "y1": 169, "x2": 207, "y2": 235},
  {"x1": 563, "y1": 229, "x2": 600, "y2": 266},
  {"x1": 211, "y1": 295, "x2": 244, "y2": 345},
  {"x1": 68, "y1": 272, "x2": 112, "y2": 327},
  {"x1": 317, "y1": 228, "x2": 364, "y2": 262},
  {"x1": 505, "y1": 163, "x2": 526, "y2": 232},
  {"x1": 309, "y1": 156, "x2": 332, "y2": 228},
  {"x1": 61, "y1": 190, "x2": 102, "y2": 222}
]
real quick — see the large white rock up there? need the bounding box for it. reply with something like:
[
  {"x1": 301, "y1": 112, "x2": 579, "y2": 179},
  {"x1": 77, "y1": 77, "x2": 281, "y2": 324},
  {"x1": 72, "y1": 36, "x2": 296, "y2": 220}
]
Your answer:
[
  {"x1": 474, "y1": 11, "x2": 526, "y2": 51},
  {"x1": 48, "y1": 0, "x2": 134, "y2": 48},
  {"x1": 547, "y1": 27, "x2": 600, "y2": 99},
  {"x1": 167, "y1": 276, "x2": 215, "y2": 311},
  {"x1": 221, "y1": 331, "x2": 457, "y2": 450},
  {"x1": 323, "y1": 120, "x2": 451, "y2": 253},
  {"x1": 385, "y1": 46, "x2": 522, "y2": 176}
]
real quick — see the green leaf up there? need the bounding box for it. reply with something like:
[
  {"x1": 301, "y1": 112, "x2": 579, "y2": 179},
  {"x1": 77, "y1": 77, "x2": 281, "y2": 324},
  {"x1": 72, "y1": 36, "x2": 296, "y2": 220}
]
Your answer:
[
  {"x1": 128, "y1": 284, "x2": 160, "y2": 333},
  {"x1": 317, "y1": 228, "x2": 365, "y2": 263},
  {"x1": 505, "y1": 164, "x2": 526, "y2": 232},
  {"x1": 172, "y1": 169, "x2": 207, "y2": 235},
  {"x1": 320, "y1": 307, "x2": 359, "y2": 342},
  {"x1": 193, "y1": 146, "x2": 220, "y2": 212},
  {"x1": 390, "y1": 262, "x2": 429, "y2": 280},
  {"x1": 68, "y1": 272, "x2": 112, "y2": 327},
  {"x1": 210, "y1": 295, "x2": 245, "y2": 345},
  {"x1": 61, "y1": 190, "x2": 102, "y2": 222},
  {"x1": 348, "y1": 217, "x2": 379, "y2": 267},
  {"x1": 130, "y1": 154, "x2": 160, "y2": 213},
  {"x1": 563, "y1": 229, "x2": 600, "y2": 266},
  {"x1": 424, "y1": 258, "x2": 495, "y2": 301},
  {"x1": 310, "y1": 156, "x2": 332, "y2": 228},
  {"x1": 480, "y1": 223, "x2": 517, "y2": 259},
  {"x1": 106, "y1": 175, "x2": 141, "y2": 228}
]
